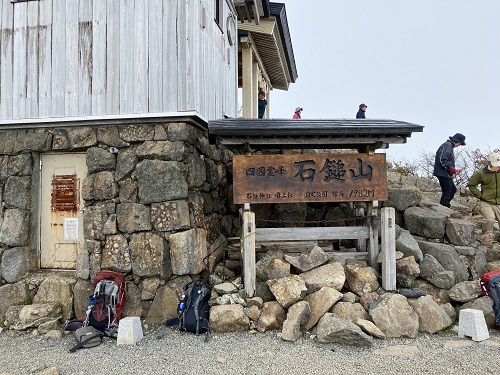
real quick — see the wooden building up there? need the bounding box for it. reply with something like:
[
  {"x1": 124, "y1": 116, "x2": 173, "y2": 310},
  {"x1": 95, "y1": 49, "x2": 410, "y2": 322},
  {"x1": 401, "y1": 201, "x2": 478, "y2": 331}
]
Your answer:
[
  {"x1": 0, "y1": 0, "x2": 298, "y2": 306},
  {"x1": 1, "y1": 0, "x2": 239, "y2": 123}
]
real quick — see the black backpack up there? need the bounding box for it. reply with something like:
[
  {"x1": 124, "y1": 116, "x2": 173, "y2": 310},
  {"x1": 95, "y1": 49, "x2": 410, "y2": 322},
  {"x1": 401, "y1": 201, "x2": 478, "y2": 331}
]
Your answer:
[{"x1": 158, "y1": 282, "x2": 212, "y2": 340}]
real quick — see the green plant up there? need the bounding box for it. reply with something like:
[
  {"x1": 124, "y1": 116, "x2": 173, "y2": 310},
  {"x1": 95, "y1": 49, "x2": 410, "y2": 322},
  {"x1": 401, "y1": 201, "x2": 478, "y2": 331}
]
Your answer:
[{"x1": 16, "y1": 297, "x2": 32, "y2": 306}]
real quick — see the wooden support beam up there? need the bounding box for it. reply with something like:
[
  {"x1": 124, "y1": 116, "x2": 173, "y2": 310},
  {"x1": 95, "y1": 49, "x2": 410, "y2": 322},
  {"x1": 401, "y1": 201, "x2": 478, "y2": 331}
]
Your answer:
[
  {"x1": 368, "y1": 216, "x2": 379, "y2": 270},
  {"x1": 241, "y1": 46, "x2": 254, "y2": 118},
  {"x1": 368, "y1": 200, "x2": 379, "y2": 269},
  {"x1": 252, "y1": 2, "x2": 260, "y2": 25},
  {"x1": 255, "y1": 227, "x2": 370, "y2": 242},
  {"x1": 381, "y1": 207, "x2": 396, "y2": 291},
  {"x1": 242, "y1": 209, "x2": 256, "y2": 297}
]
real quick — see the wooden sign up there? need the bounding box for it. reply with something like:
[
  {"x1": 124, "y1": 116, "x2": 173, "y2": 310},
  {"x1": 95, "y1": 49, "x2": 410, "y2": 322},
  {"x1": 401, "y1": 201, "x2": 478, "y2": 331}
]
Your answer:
[{"x1": 233, "y1": 153, "x2": 388, "y2": 204}]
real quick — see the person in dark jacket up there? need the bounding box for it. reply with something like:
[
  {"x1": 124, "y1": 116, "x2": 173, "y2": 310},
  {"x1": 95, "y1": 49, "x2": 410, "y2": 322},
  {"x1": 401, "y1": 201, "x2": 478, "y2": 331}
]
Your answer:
[
  {"x1": 356, "y1": 103, "x2": 367, "y2": 118},
  {"x1": 433, "y1": 133, "x2": 466, "y2": 207},
  {"x1": 258, "y1": 91, "x2": 267, "y2": 119},
  {"x1": 467, "y1": 152, "x2": 500, "y2": 246}
]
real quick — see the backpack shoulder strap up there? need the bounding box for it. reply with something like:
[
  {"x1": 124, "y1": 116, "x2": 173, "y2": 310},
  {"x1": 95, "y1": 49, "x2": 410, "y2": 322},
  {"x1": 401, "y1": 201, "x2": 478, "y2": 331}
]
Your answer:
[{"x1": 69, "y1": 330, "x2": 103, "y2": 353}]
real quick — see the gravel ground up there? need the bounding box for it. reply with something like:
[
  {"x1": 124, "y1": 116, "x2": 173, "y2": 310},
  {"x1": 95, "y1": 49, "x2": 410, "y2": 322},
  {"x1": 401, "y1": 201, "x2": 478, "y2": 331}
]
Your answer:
[{"x1": 1, "y1": 327, "x2": 500, "y2": 375}]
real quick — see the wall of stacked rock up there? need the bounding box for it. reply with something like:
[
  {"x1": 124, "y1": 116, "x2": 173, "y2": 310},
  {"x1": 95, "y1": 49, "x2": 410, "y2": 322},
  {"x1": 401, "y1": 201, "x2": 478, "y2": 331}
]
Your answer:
[
  {"x1": 205, "y1": 187, "x2": 499, "y2": 346},
  {"x1": 0, "y1": 123, "x2": 239, "y2": 332}
]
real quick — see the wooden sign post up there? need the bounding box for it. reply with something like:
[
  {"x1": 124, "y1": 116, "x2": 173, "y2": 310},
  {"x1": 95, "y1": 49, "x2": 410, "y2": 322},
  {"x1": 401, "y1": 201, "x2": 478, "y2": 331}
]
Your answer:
[{"x1": 235, "y1": 153, "x2": 393, "y2": 297}]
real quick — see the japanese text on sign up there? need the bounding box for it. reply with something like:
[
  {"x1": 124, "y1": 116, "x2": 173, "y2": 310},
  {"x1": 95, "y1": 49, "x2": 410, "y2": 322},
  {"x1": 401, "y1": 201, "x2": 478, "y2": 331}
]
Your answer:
[{"x1": 233, "y1": 153, "x2": 387, "y2": 204}]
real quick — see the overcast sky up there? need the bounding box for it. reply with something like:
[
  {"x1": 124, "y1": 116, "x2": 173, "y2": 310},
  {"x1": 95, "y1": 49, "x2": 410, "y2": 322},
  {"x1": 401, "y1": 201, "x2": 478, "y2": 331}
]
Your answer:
[{"x1": 270, "y1": 0, "x2": 500, "y2": 162}]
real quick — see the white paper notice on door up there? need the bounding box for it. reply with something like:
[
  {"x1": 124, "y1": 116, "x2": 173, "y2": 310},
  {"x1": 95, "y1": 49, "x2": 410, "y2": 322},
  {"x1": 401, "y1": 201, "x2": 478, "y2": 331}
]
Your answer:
[{"x1": 63, "y1": 218, "x2": 79, "y2": 241}]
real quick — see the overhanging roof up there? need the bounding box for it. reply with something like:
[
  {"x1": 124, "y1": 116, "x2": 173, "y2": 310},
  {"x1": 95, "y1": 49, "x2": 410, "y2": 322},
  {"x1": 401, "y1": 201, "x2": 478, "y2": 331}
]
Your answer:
[
  {"x1": 237, "y1": 2, "x2": 297, "y2": 90},
  {"x1": 208, "y1": 118, "x2": 424, "y2": 152}
]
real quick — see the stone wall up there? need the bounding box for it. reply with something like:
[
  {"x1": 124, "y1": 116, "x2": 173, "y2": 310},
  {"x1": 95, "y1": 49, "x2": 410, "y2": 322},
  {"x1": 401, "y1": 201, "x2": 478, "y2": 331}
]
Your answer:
[{"x1": 0, "y1": 123, "x2": 237, "y2": 322}]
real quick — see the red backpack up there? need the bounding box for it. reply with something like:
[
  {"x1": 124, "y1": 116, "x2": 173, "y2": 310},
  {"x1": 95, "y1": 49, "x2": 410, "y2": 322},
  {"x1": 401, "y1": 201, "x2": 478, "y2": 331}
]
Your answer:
[
  {"x1": 480, "y1": 271, "x2": 500, "y2": 327},
  {"x1": 84, "y1": 271, "x2": 126, "y2": 336},
  {"x1": 65, "y1": 270, "x2": 126, "y2": 339}
]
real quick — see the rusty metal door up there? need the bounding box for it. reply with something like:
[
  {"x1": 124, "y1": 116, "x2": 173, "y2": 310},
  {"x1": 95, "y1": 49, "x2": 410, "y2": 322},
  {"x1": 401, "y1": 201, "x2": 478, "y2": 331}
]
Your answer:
[{"x1": 40, "y1": 153, "x2": 87, "y2": 269}]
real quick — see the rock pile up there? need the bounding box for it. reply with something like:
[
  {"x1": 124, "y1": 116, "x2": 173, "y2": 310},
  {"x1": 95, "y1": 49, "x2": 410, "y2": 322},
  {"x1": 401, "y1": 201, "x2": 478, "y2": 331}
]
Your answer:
[{"x1": 205, "y1": 185, "x2": 500, "y2": 346}]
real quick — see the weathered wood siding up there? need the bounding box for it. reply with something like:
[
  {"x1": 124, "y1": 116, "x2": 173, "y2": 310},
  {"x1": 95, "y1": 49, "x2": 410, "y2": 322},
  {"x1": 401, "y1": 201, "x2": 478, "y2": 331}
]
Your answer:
[{"x1": 0, "y1": 0, "x2": 238, "y2": 122}]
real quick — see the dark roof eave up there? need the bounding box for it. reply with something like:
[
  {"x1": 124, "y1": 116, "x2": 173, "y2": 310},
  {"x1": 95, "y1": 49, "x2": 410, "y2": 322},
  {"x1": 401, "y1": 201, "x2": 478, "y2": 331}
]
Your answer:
[
  {"x1": 208, "y1": 118, "x2": 424, "y2": 150},
  {"x1": 269, "y1": 3, "x2": 298, "y2": 83}
]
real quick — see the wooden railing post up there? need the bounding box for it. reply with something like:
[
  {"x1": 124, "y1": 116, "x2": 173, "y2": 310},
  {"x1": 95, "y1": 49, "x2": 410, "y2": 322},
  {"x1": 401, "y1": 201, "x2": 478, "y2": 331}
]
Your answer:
[
  {"x1": 368, "y1": 200, "x2": 379, "y2": 270},
  {"x1": 381, "y1": 207, "x2": 396, "y2": 291},
  {"x1": 242, "y1": 204, "x2": 256, "y2": 297}
]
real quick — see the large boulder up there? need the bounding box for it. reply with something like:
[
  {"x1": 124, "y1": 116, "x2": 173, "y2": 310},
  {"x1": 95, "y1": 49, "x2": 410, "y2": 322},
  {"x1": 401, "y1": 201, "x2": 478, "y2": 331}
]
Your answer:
[
  {"x1": 32, "y1": 278, "x2": 74, "y2": 321},
  {"x1": 73, "y1": 279, "x2": 94, "y2": 320},
  {"x1": 135, "y1": 160, "x2": 188, "y2": 203},
  {"x1": 419, "y1": 254, "x2": 455, "y2": 289},
  {"x1": 369, "y1": 293, "x2": 419, "y2": 338},
  {"x1": 1, "y1": 247, "x2": 29, "y2": 283},
  {"x1": 13, "y1": 303, "x2": 63, "y2": 330},
  {"x1": 284, "y1": 246, "x2": 329, "y2": 273},
  {"x1": 303, "y1": 287, "x2": 343, "y2": 331},
  {"x1": 144, "y1": 286, "x2": 178, "y2": 324},
  {"x1": 210, "y1": 304, "x2": 249, "y2": 333},
  {"x1": 299, "y1": 262, "x2": 345, "y2": 293},
  {"x1": 86, "y1": 146, "x2": 116, "y2": 173},
  {"x1": 151, "y1": 200, "x2": 190, "y2": 232},
  {"x1": 129, "y1": 232, "x2": 171, "y2": 278},
  {"x1": 169, "y1": 228, "x2": 207, "y2": 275},
  {"x1": 135, "y1": 140, "x2": 187, "y2": 161},
  {"x1": 0, "y1": 209, "x2": 30, "y2": 246},
  {"x1": 101, "y1": 234, "x2": 132, "y2": 273},
  {"x1": 3, "y1": 176, "x2": 31, "y2": 209},
  {"x1": 395, "y1": 256, "x2": 420, "y2": 288},
  {"x1": 256, "y1": 249, "x2": 290, "y2": 281},
  {"x1": 317, "y1": 313, "x2": 373, "y2": 347},
  {"x1": 330, "y1": 302, "x2": 369, "y2": 323},
  {"x1": 82, "y1": 171, "x2": 119, "y2": 200},
  {"x1": 448, "y1": 280, "x2": 483, "y2": 303},
  {"x1": 281, "y1": 301, "x2": 311, "y2": 341},
  {"x1": 396, "y1": 230, "x2": 423, "y2": 262},
  {"x1": 116, "y1": 203, "x2": 152, "y2": 233},
  {"x1": 404, "y1": 207, "x2": 448, "y2": 239},
  {"x1": 256, "y1": 301, "x2": 286, "y2": 333},
  {"x1": 0, "y1": 282, "x2": 30, "y2": 315},
  {"x1": 385, "y1": 188, "x2": 422, "y2": 211},
  {"x1": 417, "y1": 241, "x2": 469, "y2": 283},
  {"x1": 345, "y1": 265, "x2": 379, "y2": 296},
  {"x1": 266, "y1": 275, "x2": 307, "y2": 308},
  {"x1": 446, "y1": 218, "x2": 475, "y2": 246},
  {"x1": 407, "y1": 295, "x2": 452, "y2": 333}
]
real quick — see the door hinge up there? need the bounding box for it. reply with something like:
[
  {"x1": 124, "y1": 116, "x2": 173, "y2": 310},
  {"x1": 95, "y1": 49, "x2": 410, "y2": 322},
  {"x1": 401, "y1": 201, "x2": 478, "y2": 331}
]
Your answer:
[{"x1": 39, "y1": 159, "x2": 42, "y2": 171}]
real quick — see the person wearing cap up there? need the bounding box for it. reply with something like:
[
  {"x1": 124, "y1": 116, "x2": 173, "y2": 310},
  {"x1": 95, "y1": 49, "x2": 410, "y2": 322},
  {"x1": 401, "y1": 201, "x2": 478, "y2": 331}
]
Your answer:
[
  {"x1": 356, "y1": 104, "x2": 367, "y2": 119},
  {"x1": 258, "y1": 91, "x2": 267, "y2": 119},
  {"x1": 293, "y1": 107, "x2": 303, "y2": 119},
  {"x1": 433, "y1": 133, "x2": 466, "y2": 208},
  {"x1": 467, "y1": 152, "x2": 500, "y2": 246}
]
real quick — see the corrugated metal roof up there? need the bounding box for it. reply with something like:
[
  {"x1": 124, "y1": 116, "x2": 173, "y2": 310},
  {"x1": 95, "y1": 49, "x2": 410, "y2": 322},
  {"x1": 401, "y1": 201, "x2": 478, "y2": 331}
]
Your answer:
[{"x1": 208, "y1": 118, "x2": 424, "y2": 151}]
